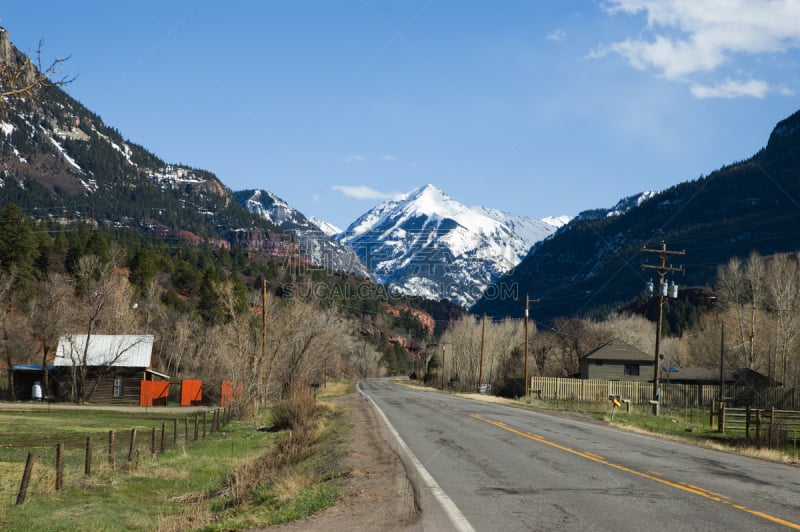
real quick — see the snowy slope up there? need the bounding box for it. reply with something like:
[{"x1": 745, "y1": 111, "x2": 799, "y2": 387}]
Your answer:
[
  {"x1": 309, "y1": 216, "x2": 342, "y2": 237},
  {"x1": 237, "y1": 189, "x2": 371, "y2": 277},
  {"x1": 338, "y1": 184, "x2": 564, "y2": 307}
]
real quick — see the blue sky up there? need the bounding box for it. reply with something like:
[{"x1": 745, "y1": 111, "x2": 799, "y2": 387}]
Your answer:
[{"x1": 3, "y1": 1, "x2": 800, "y2": 229}]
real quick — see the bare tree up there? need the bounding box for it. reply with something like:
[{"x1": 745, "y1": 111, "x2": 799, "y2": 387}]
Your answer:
[
  {"x1": 717, "y1": 253, "x2": 768, "y2": 371},
  {"x1": 0, "y1": 301, "x2": 31, "y2": 400},
  {"x1": 595, "y1": 313, "x2": 655, "y2": 357},
  {"x1": 67, "y1": 254, "x2": 142, "y2": 402},
  {"x1": 349, "y1": 334, "x2": 382, "y2": 378},
  {"x1": 266, "y1": 299, "x2": 347, "y2": 397},
  {"x1": 0, "y1": 29, "x2": 74, "y2": 116},
  {"x1": 764, "y1": 253, "x2": 800, "y2": 386},
  {"x1": 440, "y1": 317, "x2": 526, "y2": 390},
  {"x1": 0, "y1": 271, "x2": 16, "y2": 397},
  {"x1": 29, "y1": 273, "x2": 75, "y2": 397},
  {"x1": 550, "y1": 318, "x2": 610, "y2": 377},
  {"x1": 159, "y1": 315, "x2": 196, "y2": 378}
]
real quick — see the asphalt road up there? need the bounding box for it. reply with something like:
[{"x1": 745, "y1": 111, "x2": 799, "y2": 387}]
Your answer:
[{"x1": 359, "y1": 379, "x2": 800, "y2": 532}]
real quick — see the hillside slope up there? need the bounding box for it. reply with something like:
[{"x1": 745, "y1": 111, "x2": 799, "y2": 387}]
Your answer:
[{"x1": 473, "y1": 109, "x2": 800, "y2": 323}]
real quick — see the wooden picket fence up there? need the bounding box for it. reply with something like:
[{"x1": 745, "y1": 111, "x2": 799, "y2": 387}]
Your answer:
[{"x1": 529, "y1": 376, "x2": 800, "y2": 410}]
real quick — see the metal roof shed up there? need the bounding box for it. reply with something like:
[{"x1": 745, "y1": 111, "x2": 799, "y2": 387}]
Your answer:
[{"x1": 54, "y1": 334, "x2": 155, "y2": 368}]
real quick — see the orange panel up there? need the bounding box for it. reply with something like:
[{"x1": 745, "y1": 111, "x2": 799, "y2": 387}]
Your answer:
[
  {"x1": 180, "y1": 379, "x2": 203, "y2": 406},
  {"x1": 140, "y1": 381, "x2": 170, "y2": 406},
  {"x1": 220, "y1": 380, "x2": 243, "y2": 406}
]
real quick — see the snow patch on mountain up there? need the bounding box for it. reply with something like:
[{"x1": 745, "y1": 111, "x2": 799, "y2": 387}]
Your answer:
[
  {"x1": 573, "y1": 191, "x2": 658, "y2": 223},
  {"x1": 309, "y1": 216, "x2": 342, "y2": 237},
  {"x1": 542, "y1": 215, "x2": 572, "y2": 228}
]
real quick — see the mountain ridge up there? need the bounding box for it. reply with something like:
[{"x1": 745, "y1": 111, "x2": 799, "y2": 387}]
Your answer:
[{"x1": 472, "y1": 108, "x2": 800, "y2": 323}]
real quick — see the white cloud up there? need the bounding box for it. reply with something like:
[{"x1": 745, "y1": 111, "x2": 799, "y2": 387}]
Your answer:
[
  {"x1": 546, "y1": 29, "x2": 566, "y2": 42},
  {"x1": 381, "y1": 154, "x2": 399, "y2": 162},
  {"x1": 332, "y1": 185, "x2": 398, "y2": 200},
  {"x1": 690, "y1": 78, "x2": 768, "y2": 99},
  {"x1": 596, "y1": 0, "x2": 800, "y2": 96},
  {"x1": 340, "y1": 154, "x2": 366, "y2": 163}
]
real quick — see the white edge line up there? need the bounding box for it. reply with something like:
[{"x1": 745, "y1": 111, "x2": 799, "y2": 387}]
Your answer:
[{"x1": 358, "y1": 382, "x2": 475, "y2": 532}]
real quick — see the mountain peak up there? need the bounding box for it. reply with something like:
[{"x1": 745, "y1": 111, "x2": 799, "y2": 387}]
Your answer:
[
  {"x1": 400, "y1": 183, "x2": 451, "y2": 211},
  {"x1": 339, "y1": 184, "x2": 562, "y2": 307}
]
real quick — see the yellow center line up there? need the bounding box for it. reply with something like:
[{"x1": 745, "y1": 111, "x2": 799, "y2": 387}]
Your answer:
[
  {"x1": 583, "y1": 452, "x2": 606, "y2": 462},
  {"x1": 471, "y1": 414, "x2": 800, "y2": 530}
]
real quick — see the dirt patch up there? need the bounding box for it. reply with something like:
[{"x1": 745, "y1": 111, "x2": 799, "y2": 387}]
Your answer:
[{"x1": 264, "y1": 392, "x2": 420, "y2": 531}]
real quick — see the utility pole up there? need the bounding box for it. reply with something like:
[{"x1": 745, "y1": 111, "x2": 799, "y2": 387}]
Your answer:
[
  {"x1": 719, "y1": 323, "x2": 725, "y2": 402},
  {"x1": 262, "y1": 279, "x2": 268, "y2": 396},
  {"x1": 523, "y1": 295, "x2": 540, "y2": 399},
  {"x1": 478, "y1": 314, "x2": 486, "y2": 391},
  {"x1": 440, "y1": 344, "x2": 446, "y2": 390},
  {"x1": 642, "y1": 242, "x2": 685, "y2": 407}
]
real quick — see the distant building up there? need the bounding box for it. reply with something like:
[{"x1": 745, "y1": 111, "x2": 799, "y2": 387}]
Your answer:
[
  {"x1": 660, "y1": 366, "x2": 779, "y2": 388},
  {"x1": 580, "y1": 339, "x2": 653, "y2": 383}
]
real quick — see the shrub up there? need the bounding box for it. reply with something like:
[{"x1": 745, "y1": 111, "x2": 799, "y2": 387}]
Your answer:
[{"x1": 271, "y1": 379, "x2": 317, "y2": 432}]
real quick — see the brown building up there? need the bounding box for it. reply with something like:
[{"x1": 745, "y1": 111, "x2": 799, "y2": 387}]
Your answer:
[{"x1": 580, "y1": 339, "x2": 653, "y2": 383}]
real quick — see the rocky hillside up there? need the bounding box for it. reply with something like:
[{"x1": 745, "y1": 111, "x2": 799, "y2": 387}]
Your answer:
[{"x1": 0, "y1": 28, "x2": 277, "y2": 248}]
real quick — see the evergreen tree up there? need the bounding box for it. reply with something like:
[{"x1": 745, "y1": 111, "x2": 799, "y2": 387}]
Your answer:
[
  {"x1": 0, "y1": 204, "x2": 38, "y2": 286},
  {"x1": 129, "y1": 248, "x2": 157, "y2": 294}
]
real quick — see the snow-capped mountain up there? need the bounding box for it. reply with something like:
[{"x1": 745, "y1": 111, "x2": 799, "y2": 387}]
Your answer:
[
  {"x1": 338, "y1": 184, "x2": 564, "y2": 307},
  {"x1": 234, "y1": 189, "x2": 371, "y2": 278},
  {"x1": 309, "y1": 216, "x2": 342, "y2": 237}
]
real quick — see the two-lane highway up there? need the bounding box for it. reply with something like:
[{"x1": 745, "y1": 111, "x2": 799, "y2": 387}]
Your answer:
[{"x1": 360, "y1": 379, "x2": 800, "y2": 531}]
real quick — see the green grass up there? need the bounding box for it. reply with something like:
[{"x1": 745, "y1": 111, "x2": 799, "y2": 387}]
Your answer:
[
  {"x1": 526, "y1": 398, "x2": 800, "y2": 460},
  {"x1": 0, "y1": 399, "x2": 351, "y2": 531}
]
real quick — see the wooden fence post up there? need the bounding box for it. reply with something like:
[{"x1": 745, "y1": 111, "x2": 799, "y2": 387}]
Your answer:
[
  {"x1": 769, "y1": 406, "x2": 775, "y2": 448},
  {"x1": 128, "y1": 428, "x2": 137, "y2": 462},
  {"x1": 160, "y1": 422, "x2": 166, "y2": 453},
  {"x1": 755, "y1": 410, "x2": 761, "y2": 443},
  {"x1": 173, "y1": 419, "x2": 178, "y2": 448},
  {"x1": 84, "y1": 437, "x2": 92, "y2": 477},
  {"x1": 745, "y1": 405, "x2": 751, "y2": 440},
  {"x1": 194, "y1": 414, "x2": 199, "y2": 441},
  {"x1": 709, "y1": 401, "x2": 715, "y2": 429},
  {"x1": 184, "y1": 417, "x2": 189, "y2": 444},
  {"x1": 55, "y1": 443, "x2": 64, "y2": 491},
  {"x1": 202, "y1": 411, "x2": 207, "y2": 438},
  {"x1": 150, "y1": 427, "x2": 157, "y2": 455},
  {"x1": 16, "y1": 452, "x2": 35, "y2": 505},
  {"x1": 108, "y1": 430, "x2": 115, "y2": 470}
]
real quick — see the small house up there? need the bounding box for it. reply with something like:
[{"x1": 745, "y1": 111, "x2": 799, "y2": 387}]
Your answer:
[
  {"x1": 52, "y1": 334, "x2": 169, "y2": 405},
  {"x1": 580, "y1": 339, "x2": 653, "y2": 382},
  {"x1": 660, "y1": 366, "x2": 778, "y2": 387}
]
